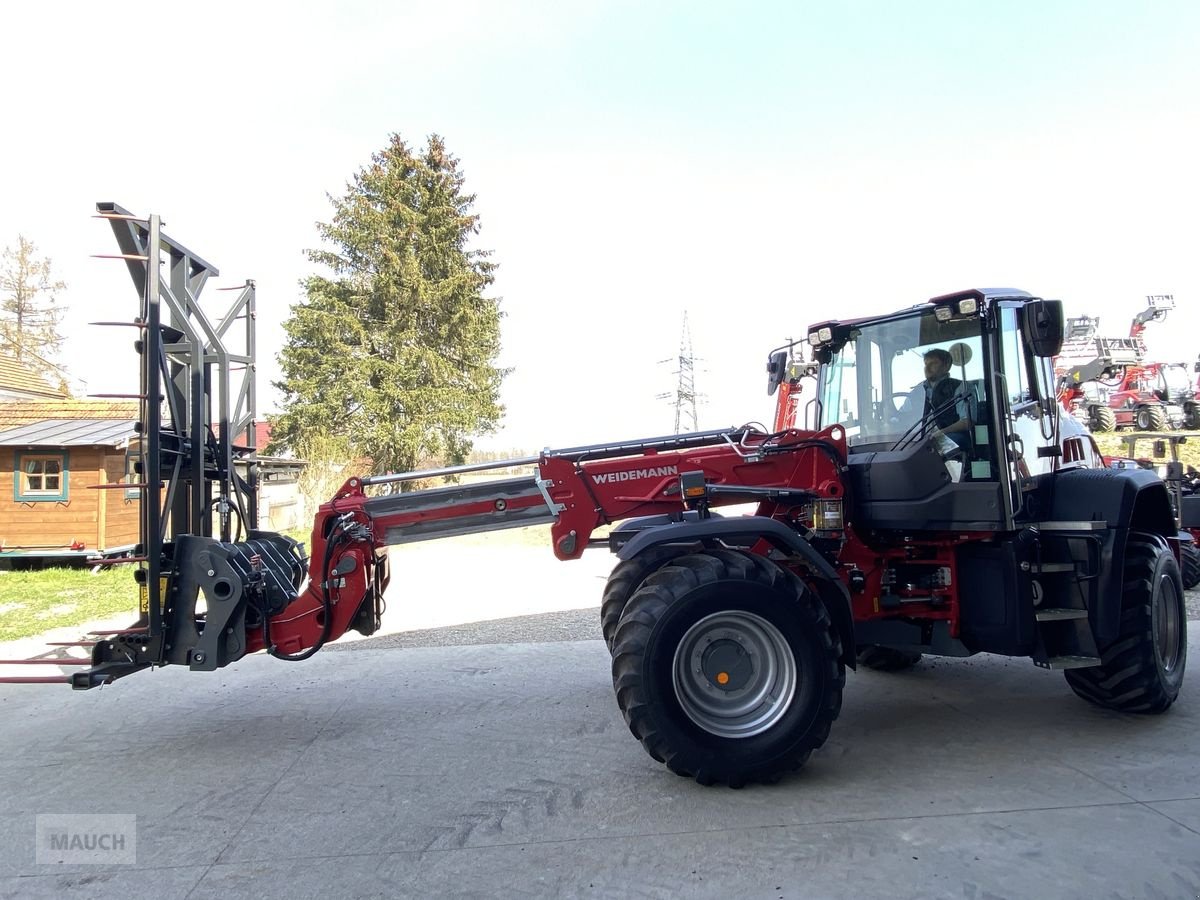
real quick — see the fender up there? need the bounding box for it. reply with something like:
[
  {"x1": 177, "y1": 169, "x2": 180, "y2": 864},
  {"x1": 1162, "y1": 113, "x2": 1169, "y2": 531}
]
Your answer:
[
  {"x1": 606, "y1": 510, "x2": 724, "y2": 549},
  {"x1": 615, "y1": 516, "x2": 855, "y2": 666},
  {"x1": 1026, "y1": 467, "x2": 1176, "y2": 644}
]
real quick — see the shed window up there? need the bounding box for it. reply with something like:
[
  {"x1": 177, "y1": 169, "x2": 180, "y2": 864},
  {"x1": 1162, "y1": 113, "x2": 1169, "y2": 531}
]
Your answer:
[
  {"x1": 124, "y1": 451, "x2": 141, "y2": 500},
  {"x1": 15, "y1": 452, "x2": 69, "y2": 502}
]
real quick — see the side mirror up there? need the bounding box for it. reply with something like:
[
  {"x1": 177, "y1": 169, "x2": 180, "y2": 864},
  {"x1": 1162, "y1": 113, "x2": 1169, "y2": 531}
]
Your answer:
[
  {"x1": 766, "y1": 350, "x2": 788, "y2": 396},
  {"x1": 1022, "y1": 299, "x2": 1065, "y2": 357}
]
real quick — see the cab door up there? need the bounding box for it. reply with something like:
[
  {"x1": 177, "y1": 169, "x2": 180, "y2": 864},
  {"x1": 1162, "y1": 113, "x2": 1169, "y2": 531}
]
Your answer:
[{"x1": 996, "y1": 302, "x2": 1059, "y2": 521}]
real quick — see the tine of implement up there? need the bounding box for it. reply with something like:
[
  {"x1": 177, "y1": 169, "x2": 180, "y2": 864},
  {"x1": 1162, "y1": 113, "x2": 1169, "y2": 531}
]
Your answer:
[
  {"x1": 0, "y1": 659, "x2": 93, "y2": 666},
  {"x1": 46, "y1": 641, "x2": 98, "y2": 648},
  {"x1": 92, "y1": 213, "x2": 149, "y2": 224},
  {"x1": 89, "y1": 321, "x2": 146, "y2": 328},
  {"x1": 91, "y1": 253, "x2": 150, "y2": 261},
  {"x1": 0, "y1": 676, "x2": 73, "y2": 684},
  {"x1": 88, "y1": 393, "x2": 148, "y2": 399},
  {"x1": 88, "y1": 627, "x2": 148, "y2": 636},
  {"x1": 92, "y1": 556, "x2": 148, "y2": 565},
  {"x1": 88, "y1": 483, "x2": 160, "y2": 490},
  {"x1": 71, "y1": 672, "x2": 116, "y2": 690}
]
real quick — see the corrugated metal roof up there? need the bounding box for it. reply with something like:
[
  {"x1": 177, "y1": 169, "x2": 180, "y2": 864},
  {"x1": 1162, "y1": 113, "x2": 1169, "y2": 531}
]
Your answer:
[{"x1": 0, "y1": 418, "x2": 136, "y2": 447}]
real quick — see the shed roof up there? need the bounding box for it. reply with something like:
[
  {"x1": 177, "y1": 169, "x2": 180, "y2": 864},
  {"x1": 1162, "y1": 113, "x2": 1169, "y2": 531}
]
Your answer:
[
  {"x1": 0, "y1": 419, "x2": 136, "y2": 447},
  {"x1": 0, "y1": 400, "x2": 139, "y2": 430},
  {"x1": 0, "y1": 355, "x2": 67, "y2": 399}
]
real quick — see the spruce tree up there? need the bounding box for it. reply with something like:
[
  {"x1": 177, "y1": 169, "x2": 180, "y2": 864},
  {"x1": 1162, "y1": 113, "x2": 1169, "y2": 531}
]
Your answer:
[{"x1": 273, "y1": 134, "x2": 505, "y2": 480}]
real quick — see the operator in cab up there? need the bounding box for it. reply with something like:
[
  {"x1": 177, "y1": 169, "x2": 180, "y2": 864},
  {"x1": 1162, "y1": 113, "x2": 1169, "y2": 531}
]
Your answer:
[{"x1": 898, "y1": 348, "x2": 971, "y2": 452}]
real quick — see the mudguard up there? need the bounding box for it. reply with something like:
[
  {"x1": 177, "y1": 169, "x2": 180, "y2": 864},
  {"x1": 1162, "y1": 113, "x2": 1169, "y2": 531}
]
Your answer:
[
  {"x1": 1024, "y1": 466, "x2": 1176, "y2": 644},
  {"x1": 614, "y1": 516, "x2": 855, "y2": 666}
]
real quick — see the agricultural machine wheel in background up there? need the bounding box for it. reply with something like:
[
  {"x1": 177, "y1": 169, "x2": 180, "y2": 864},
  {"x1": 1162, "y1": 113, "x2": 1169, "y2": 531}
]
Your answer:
[
  {"x1": 1090, "y1": 405, "x2": 1116, "y2": 433},
  {"x1": 1136, "y1": 405, "x2": 1168, "y2": 431},
  {"x1": 1185, "y1": 402, "x2": 1200, "y2": 431},
  {"x1": 611, "y1": 549, "x2": 844, "y2": 787},
  {"x1": 1181, "y1": 541, "x2": 1200, "y2": 591},
  {"x1": 1065, "y1": 533, "x2": 1186, "y2": 713}
]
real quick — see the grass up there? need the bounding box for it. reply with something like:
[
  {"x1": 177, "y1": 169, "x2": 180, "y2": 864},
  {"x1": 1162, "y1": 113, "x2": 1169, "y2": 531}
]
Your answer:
[
  {"x1": 1091, "y1": 432, "x2": 1200, "y2": 470},
  {"x1": 0, "y1": 566, "x2": 140, "y2": 643}
]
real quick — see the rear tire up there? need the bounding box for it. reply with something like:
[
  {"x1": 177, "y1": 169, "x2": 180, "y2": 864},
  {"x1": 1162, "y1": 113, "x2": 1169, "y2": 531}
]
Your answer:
[
  {"x1": 1091, "y1": 405, "x2": 1116, "y2": 433},
  {"x1": 611, "y1": 550, "x2": 844, "y2": 786},
  {"x1": 1065, "y1": 533, "x2": 1186, "y2": 713},
  {"x1": 600, "y1": 545, "x2": 694, "y2": 651},
  {"x1": 856, "y1": 645, "x2": 923, "y2": 671},
  {"x1": 1181, "y1": 541, "x2": 1200, "y2": 590}
]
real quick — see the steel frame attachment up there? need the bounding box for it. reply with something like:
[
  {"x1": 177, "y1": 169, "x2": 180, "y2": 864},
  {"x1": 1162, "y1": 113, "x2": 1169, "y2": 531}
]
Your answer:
[{"x1": 24, "y1": 202, "x2": 265, "y2": 687}]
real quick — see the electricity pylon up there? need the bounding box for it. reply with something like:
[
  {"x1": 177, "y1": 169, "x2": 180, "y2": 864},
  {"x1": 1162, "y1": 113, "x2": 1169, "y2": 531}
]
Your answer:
[{"x1": 657, "y1": 312, "x2": 703, "y2": 433}]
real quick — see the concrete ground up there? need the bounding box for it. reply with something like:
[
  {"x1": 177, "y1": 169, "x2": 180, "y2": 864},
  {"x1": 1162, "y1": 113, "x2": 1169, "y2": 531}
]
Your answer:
[{"x1": 1, "y1": 544, "x2": 1199, "y2": 898}]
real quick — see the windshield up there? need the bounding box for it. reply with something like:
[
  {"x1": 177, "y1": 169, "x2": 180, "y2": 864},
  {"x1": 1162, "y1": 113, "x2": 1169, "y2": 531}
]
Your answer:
[
  {"x1": 1163, "y1": 364, "x2": 1192, "y2": 396},
  {"x1": 817, "y1": 308, "x2": 986, "y2": 448}
]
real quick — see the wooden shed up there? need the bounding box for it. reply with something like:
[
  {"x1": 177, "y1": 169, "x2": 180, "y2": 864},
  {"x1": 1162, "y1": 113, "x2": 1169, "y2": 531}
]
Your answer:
[{"x1": 0, "y1": 404, "x2": 141, "y2": 564}]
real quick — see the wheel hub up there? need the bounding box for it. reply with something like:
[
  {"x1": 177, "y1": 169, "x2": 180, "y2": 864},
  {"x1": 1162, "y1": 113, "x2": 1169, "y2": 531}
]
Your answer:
[
  {"x1": 672, "y1": 610, "x2": 798, "y2": 739},
  {"x1": 700, "y1": 639, "x2": 753, "y2": 691}
]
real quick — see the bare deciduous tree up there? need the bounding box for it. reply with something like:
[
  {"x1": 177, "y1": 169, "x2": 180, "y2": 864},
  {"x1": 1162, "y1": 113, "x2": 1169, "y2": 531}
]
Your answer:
[{"x1": 0, "y1": 235, "x2": 68, "y2": 385}]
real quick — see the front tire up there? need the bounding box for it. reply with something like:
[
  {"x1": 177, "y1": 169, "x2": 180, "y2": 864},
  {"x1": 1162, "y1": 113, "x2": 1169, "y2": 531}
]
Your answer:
[
  {"x1": 611, "y1": 550, "x2": 844, "y2": 786},
  {"x1": 1065, "y1": 533, "x2": 1186, "y2": 712},
  {"x1": 1136, "y1": 405, "x2": 1167, "y2": 431},
  {"x1": 1091, "y1": 405, "x2": 1116, "y2": 433},
  {"x1": 600, "y1": 545, "x2": 694, "y2": 652}
]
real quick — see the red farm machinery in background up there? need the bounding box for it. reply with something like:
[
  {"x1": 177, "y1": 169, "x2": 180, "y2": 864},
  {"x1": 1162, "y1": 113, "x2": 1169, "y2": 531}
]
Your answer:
[
  {"x1": 1056, "y1": 295, "x2": 1200, "y2": 432},
  {"x1": 0, "y1": 214, "x2": 1188, "y2": 789}
]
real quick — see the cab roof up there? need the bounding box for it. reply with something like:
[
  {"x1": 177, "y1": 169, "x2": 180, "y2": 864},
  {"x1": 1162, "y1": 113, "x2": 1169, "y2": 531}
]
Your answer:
[{"x1": 809, "y1": 288, "x2": 1037, "y2": 334}]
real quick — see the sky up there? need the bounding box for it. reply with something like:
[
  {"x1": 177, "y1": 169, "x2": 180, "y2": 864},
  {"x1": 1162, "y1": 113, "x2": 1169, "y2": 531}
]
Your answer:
[{"x1": 1, "y1": 0, "x2": 1197, "y2": 454}]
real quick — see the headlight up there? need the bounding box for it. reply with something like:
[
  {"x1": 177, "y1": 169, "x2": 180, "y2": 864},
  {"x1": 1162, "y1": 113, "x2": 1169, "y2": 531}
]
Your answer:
[
  {"x1": 934, "y1": 305, "x2": 953, "y2": 322},
  {"x1": 957, "y1": 297, "x2": 978, "y2": 315},
  {"x1": 808, "y1": 326, "x2": 834, "y2": 346}
]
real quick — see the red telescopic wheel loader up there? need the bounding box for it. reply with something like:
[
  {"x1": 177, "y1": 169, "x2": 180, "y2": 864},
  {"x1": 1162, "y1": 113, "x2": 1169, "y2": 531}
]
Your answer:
[{"x1": 4, "y1": 210, "x2": 1186, "y2": 788}]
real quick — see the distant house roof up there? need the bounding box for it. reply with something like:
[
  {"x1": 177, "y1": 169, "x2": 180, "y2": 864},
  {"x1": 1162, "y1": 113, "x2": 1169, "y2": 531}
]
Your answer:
[
  {"x1": 244, "y1": 420, "x2": 273, "y2": 450},
  {"x1": 0, "y1": 355, "x2": 68, "y2": 400},
  {"x1": 0, "y1": 400, "x2": 139, "y2": 430},
  {"x1": 219, "y1": 420, "x2": 274, "y2": 450},
  {"x1": 0, "y1": 418, "x2": 137, "y2": 448}
]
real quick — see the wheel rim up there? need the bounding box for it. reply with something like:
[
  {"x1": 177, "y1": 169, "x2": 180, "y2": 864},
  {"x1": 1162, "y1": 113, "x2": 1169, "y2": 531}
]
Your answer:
[
  {"x1": 1154, "y1": 572, "x2": 1184, "y2": 674},
  {"x1": 671, "y1": 610, "x2": 798, "y2": 739}
]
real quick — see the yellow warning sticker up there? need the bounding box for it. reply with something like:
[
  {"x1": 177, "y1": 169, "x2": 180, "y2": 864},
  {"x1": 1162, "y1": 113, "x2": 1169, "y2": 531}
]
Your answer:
[{"x1": 138, "y1": 577, "x2": 169, "y2": 614}]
